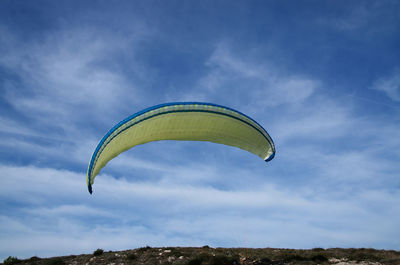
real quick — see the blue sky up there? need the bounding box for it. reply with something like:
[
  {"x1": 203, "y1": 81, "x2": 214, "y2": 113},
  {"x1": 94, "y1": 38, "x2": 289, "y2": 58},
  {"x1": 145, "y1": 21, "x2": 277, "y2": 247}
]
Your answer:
[{"x1": 1, "y1": 0, "x2": 400, "y2": 260}]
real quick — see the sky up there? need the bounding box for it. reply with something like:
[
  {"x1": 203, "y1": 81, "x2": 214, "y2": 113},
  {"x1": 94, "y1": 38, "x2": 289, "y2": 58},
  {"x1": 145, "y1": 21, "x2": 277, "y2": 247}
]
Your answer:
[{"x1": 1, "y1": 0, "x2": 400, "y2": 260}]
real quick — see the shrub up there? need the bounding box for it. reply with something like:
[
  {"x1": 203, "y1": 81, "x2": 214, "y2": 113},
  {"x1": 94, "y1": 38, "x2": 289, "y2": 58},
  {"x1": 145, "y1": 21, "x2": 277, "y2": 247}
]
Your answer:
[
  {"x1": 186, "y1": 253, "x2": 211, "y2": 265},
  {"x1": 277, "y1": 253, "x2": 307, "y2": 262},
  {"x1": 253, "y1": 257, "x2": 272, "y2": 265},
  {"x1": 44, "y1": 257, "x2": 65, "y2": 265},
  {"x1": 312, "y1": 248, "x2": 325, "y2": 252},
  {"x1": 168, "y1": 248, "x2": 183, "y2": 258},
  {"x1": 209, "y1": 255, "x2": 239, "y2": 265},
  {"x1": 187, "y1": 257, "x2": 203, "y2": 265},
  {"x1": 351, "y1": 252, "x2": 380, "y2": 262},
  {"x1": 311, "y1": 254, "x2": 328, "y2": 262},
  {"x1": 127, "y1": 253, "x2": 137, "y2": 260},
  {"x1": 93, "y1": 248, "x2": 104, "y2": 256},
  {"x1": 138, "y1": 246, "x2": 152, "y2": 253},
  {"x1": 3, "y1": 256, "x2": 20, "y2": 265}
]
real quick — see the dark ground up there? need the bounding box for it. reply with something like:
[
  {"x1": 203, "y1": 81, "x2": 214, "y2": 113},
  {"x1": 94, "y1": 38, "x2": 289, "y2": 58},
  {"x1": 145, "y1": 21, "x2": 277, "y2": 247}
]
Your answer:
[{"x1": 3, "y1": 246, "x2": 400, "y2": 265}]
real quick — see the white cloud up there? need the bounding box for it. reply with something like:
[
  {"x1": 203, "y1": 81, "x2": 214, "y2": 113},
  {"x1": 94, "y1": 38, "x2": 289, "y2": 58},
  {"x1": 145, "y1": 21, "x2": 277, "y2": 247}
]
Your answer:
[
  {"x1": 1, "y1": 163, "x2": 399, "y2": 260},
  {"x1": 175, "y1": 41, "x2": 319, "y2": 109},
  {"x1": 1, "y1": 9, "x2": 400, "y2": 261},
  {"x1": 372, "y1": 69, "x2": 400, "y2": 102},
  {"x1": 0, "y1": 25, "x2": 155, "y2": 168},
  {"x1": 0, "y1": 116, "x2": 36, "y2": 136},
  {"x1": 0, "y1": 25, "x2": 151, "y2": 137},
  {"x1": 317, "y1": 2, "x2": 396, "y2": 35},
  {"x1": 207, "y1": 43, "x2": 268, "y2": 79},
  {"x1": 23, "y1": 204, "x2": 113, "y2": 218},
  {"x1": 272, "y1": 98, "x2": 400, "y2": 185},
  {"x1": 0, "y1": 132, "x2": 96, "y2": 167},
  {"x1": 321, "y1": 5, "x2": 371, "y2": 31},
  {"x1": 263, "y1": 77, "x2": 314, "y2": 104},
  {"x1": 267, "y1": 94, "x2": 352, "y2": 148}
]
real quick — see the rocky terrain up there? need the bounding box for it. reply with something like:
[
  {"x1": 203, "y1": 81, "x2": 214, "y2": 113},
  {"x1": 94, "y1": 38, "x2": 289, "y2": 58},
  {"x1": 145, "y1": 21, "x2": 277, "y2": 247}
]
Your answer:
[{"x1": 2, "y1": 246, "x2": 400, "y2": 265}]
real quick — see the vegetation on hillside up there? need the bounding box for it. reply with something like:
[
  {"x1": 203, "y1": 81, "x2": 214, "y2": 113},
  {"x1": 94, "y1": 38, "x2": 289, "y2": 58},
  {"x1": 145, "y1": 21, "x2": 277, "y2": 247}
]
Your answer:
[{"x1": 2, "y1": 246, "x2": 400, "y2": 265}]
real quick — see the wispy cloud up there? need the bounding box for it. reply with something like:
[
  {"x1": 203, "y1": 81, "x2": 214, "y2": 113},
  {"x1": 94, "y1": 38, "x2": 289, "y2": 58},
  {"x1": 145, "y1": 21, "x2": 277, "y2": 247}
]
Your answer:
[
  {"x1": 0, "y1": 25, "x2": 156, "y2": 169},
  {"x1": 371, "y1": 69, "x2": 400, "y2": 102},
  {"x1": 174, "y1": 41, "x2": 319, "y2": 111},
  {"x1": 321, "y1": 4, "x2": 372, "y2": 31},
  {"x1": 317, "y1": 1, "x2": 399, "y2": 34},
  {"x1": 1, "y1": 160, "x2": 399, "y2": 260},
  {"x1": 0, "y1": 25, "x2": 153, "y2": 136},
  {"x1": 1, "y1": 1, "x2": 400, "y2": 260}
]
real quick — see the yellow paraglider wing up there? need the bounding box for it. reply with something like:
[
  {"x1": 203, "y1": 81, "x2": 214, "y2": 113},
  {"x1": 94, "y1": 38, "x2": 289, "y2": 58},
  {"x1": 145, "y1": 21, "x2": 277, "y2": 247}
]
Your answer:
[{"x1": 87, "y1": 102, "x2": 275, "y2": 193}]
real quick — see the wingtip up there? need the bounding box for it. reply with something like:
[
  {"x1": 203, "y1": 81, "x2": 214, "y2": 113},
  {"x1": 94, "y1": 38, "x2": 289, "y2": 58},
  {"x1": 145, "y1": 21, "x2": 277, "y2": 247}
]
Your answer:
[
  {"x1": 265, "y1": 152, "x2": 275, "y2": 162},
  {"x1": 88, "y1": 184, "x2": 93, "y2": 194}
]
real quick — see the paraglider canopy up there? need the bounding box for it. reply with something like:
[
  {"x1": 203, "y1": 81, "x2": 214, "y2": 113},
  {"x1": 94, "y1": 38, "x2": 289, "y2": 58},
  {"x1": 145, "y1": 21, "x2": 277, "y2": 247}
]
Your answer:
[{"x1": 87, "y1": 102, "x2": 275, "y2": 194}]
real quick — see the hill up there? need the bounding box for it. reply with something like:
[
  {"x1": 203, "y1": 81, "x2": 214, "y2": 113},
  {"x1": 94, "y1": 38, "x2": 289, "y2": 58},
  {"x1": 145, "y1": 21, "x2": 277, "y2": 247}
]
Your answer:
[{"x1": 2, "y1": 246, "x2": 400, "y2": 265}]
